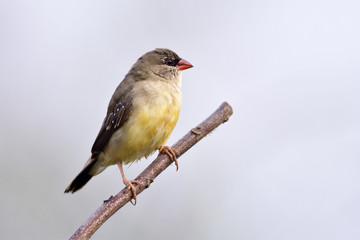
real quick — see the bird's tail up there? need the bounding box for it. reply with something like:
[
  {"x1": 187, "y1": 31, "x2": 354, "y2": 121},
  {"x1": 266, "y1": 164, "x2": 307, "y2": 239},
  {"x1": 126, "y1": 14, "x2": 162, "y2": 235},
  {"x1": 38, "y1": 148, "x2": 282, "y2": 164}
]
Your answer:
[{"x1": 64, "y1": 158, "x2": 99, "y2": 193}]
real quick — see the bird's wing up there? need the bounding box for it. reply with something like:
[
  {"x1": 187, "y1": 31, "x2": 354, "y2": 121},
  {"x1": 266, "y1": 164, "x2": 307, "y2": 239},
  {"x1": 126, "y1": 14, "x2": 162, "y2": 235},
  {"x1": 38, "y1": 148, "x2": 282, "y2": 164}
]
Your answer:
[{"x1": 90, "y1": 79, "x2": 134, "y2": 157}]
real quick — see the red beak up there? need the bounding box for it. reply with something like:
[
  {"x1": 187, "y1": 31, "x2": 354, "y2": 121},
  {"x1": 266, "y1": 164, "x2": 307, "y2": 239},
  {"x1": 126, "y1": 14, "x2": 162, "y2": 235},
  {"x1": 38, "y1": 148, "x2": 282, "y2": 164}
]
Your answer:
[{"x1": 177, "y1": 59, "x2": 193, "y2": 71}]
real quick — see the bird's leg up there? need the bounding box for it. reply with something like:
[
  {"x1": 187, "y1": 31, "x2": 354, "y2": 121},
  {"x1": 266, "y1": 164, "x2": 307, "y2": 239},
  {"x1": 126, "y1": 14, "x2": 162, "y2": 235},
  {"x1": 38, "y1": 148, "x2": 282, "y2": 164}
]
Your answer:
[
  {"x1": 158, "y1": 146, "x2": 179, "y2": 171},
  {"x1": 117, "y1": 162, "x2": 141, "y2": 205}
]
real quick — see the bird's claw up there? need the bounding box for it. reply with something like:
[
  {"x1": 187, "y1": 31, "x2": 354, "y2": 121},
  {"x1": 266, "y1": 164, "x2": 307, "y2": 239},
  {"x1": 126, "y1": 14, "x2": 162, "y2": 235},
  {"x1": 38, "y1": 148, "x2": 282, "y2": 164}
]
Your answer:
[
  {"x1": 125, "y1": 180, "x2": 141, "y2": 205},
  {"x1": 158, "y1": 146, "x2": 179, "y2": 171}
]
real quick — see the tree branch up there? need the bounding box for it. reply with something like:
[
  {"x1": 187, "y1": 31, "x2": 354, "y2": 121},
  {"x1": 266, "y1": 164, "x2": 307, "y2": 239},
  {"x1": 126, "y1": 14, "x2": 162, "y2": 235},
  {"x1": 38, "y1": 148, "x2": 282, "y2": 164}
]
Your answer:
[{"x1": 69, "y1": 102, "x2": 233, "y2": 240}]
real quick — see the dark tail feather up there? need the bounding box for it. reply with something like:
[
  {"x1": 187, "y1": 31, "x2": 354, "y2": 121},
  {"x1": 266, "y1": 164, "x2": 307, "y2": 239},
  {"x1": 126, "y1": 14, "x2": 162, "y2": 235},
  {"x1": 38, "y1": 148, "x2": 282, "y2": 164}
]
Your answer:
[{"x1": 64, "y1": 159, "x2": 98, "y2": 193}]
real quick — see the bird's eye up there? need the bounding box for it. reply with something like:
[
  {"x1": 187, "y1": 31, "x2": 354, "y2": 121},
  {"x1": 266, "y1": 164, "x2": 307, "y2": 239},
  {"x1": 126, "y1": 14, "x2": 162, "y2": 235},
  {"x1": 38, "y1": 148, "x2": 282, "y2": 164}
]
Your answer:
[{"x1": 165, "y1": 58, "x2": 175, "y2": 66}]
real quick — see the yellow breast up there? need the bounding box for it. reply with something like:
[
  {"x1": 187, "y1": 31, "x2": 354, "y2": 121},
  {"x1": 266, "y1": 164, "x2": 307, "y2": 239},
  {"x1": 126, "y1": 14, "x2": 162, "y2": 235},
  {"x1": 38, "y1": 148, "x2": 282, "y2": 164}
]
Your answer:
[{"x1": 103, "y1": 79, "x2": 182, "y2": 165}]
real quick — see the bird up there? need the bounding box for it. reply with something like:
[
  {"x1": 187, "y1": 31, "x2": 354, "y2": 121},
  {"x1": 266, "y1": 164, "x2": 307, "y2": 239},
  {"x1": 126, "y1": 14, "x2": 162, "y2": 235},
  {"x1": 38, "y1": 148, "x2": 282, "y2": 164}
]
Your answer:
[{"x1": 64, "y1": 48, "x2": 193, "y2": 204}]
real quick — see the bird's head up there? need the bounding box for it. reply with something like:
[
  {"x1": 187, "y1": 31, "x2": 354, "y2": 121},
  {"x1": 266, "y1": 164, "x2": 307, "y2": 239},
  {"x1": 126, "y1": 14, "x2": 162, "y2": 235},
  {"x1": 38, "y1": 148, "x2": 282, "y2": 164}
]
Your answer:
[{"x1": 135, "y1": 48, "x2": 193, "y2": 81}]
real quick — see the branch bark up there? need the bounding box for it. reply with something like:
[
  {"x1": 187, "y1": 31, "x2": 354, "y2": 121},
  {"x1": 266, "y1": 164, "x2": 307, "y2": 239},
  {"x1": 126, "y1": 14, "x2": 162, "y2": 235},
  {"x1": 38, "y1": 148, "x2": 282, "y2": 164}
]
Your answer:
[{"x1": 69, "y1": 102, "x2": 233, "y2": 240}]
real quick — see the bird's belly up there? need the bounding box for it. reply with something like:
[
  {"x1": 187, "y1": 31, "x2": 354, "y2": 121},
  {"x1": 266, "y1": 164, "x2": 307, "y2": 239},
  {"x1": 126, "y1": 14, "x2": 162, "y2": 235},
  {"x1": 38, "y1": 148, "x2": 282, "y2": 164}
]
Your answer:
[{"x1": 103, "y1": 97, "x2": 181, "y2": 165}]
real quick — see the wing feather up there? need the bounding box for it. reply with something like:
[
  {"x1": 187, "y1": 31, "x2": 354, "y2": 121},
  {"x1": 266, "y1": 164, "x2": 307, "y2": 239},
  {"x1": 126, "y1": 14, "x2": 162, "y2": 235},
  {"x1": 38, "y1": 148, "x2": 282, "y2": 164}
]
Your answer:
[
  {"x1": 90, "y1": 75, "x2": 136, "y2": 157},
  {"x1": 91, "y1": 97, "x2": 133, "y2": 156}
]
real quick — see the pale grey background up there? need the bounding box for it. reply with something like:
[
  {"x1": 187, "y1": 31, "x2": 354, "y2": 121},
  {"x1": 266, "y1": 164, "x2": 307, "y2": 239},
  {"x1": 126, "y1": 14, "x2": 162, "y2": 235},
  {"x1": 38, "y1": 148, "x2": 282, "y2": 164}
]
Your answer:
[{"x1": 1, "y1": 0, "x2": 359, "y2": 239}]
